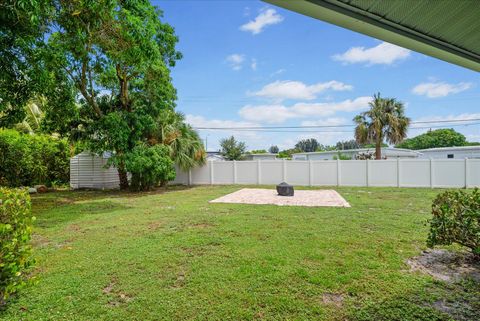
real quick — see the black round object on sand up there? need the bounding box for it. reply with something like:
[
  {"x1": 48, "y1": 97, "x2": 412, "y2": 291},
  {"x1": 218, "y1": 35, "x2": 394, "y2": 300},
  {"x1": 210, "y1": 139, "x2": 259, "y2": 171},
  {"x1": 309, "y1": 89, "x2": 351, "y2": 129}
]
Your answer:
[{"x1": 276, "y1": 182, "x2": 294, "y2": 196}]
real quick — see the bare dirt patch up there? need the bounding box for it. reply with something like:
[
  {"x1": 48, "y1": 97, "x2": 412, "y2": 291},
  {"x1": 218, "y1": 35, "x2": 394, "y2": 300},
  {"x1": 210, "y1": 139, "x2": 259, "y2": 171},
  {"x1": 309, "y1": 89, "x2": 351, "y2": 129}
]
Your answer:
[
  {"x1": 103, "y1": 277, "x2": 133, "y2": 307},
  {"x1": 210, "y1": 188, "x2": 350, "y2": 207},
  {"x1": 147, "y1": 220, "x2": 163, "y2": 231},
  {"x1": 322, "y1": 293, "x2": 344, "y2": 307},
  {"x1": 31, "y1": 234, "x2": 51, "y2": 248},
  {"x1": 188, "y1": 222, "x2": 215, "y2": 229},
  {"x1": 407, "y1": 249, "x2": 480, "y2": 283}
]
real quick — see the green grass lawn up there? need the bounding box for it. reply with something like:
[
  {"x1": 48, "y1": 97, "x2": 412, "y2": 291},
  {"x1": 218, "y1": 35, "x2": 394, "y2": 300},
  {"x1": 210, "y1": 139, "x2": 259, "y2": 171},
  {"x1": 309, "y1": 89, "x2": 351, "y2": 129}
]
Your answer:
[{"x1": 1, "y1": 186, "x2": 478, "y2": 320}]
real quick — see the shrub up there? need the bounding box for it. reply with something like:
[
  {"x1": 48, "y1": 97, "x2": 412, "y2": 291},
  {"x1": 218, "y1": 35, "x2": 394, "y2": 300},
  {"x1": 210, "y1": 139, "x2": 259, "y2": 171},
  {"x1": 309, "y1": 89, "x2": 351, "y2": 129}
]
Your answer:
[
  {"x1": 125, "y1": 144, "x2": 176, "y2": 191},
  {"x1": 427, "y1": 188, "x2": 480, "y2": 259},
  {"x1": 0, "y1": 188, "x2": 35, "y2": 306},
  {"x1": 333, "y1": 152, "x2": 352, "y2": 160},
  {"x1": 0, "y1": 129, "x2": 70, "y2": 187}
]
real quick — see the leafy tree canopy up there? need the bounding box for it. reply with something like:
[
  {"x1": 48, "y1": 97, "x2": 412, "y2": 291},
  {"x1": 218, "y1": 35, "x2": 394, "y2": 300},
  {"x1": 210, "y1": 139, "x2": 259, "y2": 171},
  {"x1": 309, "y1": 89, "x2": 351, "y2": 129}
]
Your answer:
[
  {"x1": 295, "y1": 138, "x2": 319, "y2": 153},
  {"x1": 151, "y1": 110, "x2": 205, "y2": 171},
  {"x1": 354, "y1": 93, "x2": 410, "y2": 159},
  {"x1": 249, "y1": 149, "x2": 267, "y2": 154},
  {"x1": 277, "y1": 148, "x2": 300, "y2": 159},
  {"x1": 336, "y1": 139, "x2": 361, "y2": 150},
  {"x1": 0, "y1": 0, "x2": 52, "y2": 126},
  {"x1": 269, "y1": 145, "x2": 279, "y2": 154},
  {"x1": 1, "y1": 0, "x2": 183, "y2": 189},
  {"x1": 396, "y1": 129, "x2": 468, "y2": 150},
  {"x1": 219, "y1": 136, "x2": 246, "y2": 160}
]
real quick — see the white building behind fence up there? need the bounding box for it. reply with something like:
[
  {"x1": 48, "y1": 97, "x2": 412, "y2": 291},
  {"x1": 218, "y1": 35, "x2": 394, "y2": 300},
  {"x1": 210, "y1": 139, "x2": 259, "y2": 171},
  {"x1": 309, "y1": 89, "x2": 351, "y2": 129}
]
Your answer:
[
  {"x1": 418, "y1": 146, "x2": 480, "y2": 159},
  {"x1": 292, "y1": 148, "x2": 421, "y2": 160}
]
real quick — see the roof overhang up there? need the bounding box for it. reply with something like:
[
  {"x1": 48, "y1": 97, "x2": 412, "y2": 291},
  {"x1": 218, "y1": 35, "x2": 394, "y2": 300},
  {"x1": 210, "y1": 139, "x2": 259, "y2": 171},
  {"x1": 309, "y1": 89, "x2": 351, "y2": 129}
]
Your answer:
[{"x1": 264, "y1": 0, "x2": 480, "y2": 72}]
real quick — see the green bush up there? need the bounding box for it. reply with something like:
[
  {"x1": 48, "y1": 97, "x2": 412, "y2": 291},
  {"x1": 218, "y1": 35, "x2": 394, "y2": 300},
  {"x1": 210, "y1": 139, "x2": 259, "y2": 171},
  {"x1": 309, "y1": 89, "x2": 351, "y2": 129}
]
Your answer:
[
  {"x1": 427, "y1": 188, "x2": 480, "y2": 258},
  {"x1": 0, "y1": 129, "x2": 70, "y2": 187},
  {"x1": 0, "y1": 188, "x2": 35, "y2": 306},
  {"x1": 125, "y1": 144, "x2": 176, "y2": 191}
]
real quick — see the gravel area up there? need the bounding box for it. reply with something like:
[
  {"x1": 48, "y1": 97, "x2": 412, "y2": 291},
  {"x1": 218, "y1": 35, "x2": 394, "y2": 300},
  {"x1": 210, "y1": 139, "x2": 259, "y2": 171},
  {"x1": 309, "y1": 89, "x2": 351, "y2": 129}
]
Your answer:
[{"x1": 209, "y1": 188, "x2": 350, "y2": 207}]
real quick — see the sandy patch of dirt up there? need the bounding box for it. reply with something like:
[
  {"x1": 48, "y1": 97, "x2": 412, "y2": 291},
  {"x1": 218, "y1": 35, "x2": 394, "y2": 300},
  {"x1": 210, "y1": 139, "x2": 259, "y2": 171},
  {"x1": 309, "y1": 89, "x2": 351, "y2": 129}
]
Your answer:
[
  {"x1": 407, "y1": 249, "x2": 480, "y2": 282},
  {"x1": 147, "y1": 221, "x2": 163, "y2": 231},
  {"x1": 322, "y1": 293, "x2": 344, "y2": 307},
  {"x1": 103, "y1": 277, "x2": 133, "y2": 306},
  {"x1": 209, "y1": 188, "x2": 350, "y2": 207}
]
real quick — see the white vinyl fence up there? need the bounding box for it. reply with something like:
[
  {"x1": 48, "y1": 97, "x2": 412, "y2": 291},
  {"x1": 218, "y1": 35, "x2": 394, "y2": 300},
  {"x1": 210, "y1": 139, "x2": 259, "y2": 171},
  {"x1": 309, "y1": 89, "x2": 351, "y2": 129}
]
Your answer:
[{"x1": 172, "y1": 159, "x2": 480, "y2": 188}]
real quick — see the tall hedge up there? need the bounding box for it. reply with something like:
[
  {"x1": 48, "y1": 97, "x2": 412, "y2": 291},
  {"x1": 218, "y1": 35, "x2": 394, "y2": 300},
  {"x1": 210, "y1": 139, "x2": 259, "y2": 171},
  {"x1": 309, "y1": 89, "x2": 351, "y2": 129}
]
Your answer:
[
  {"x1": 0, "y1": 188, "x2": 35, "y2": 306},
  {"x1": 0, "y1": 129, "x2": 70, "y2": 187}
]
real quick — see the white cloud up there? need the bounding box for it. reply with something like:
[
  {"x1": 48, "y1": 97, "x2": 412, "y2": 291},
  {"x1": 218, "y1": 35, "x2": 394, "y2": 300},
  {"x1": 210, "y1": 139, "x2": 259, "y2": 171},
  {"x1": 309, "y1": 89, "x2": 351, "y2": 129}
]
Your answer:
[
  {"x1": 186, "y1": 114, "x2": 258, "y2": 130},
  {"x1": 185, "y1": 114, "x2": 260, "y2": 140},
  {"x1": 250, "y1": 80, "x2": 353, "y2": 101},
  {"x1": 412, "y1": 81, "x2": 472, "y2": 98},
  {"x1": 239, "y1": 96, "x2": 371, "y2": 123},
  {"x1": 414, "y1": 113, "x2": 480, "y2": 123},
  {"x1": 251, "y1": 58, "x2": 257, "y2": 71},
  {"x1": 240, "y1": 8, "x2": 284, "y2": 35},
  {"x1": 239, "y1": 104, "x2": 295, "y2": 124},
  {"x1": 332, "y1": 42, "x2": 411, "y2": 65},
  {"x1": 300, "y1": 117, "x2": 349, "y2": 127},
  {"x1": 226, "y1": 54, "x2": 245, "y2": 71}
]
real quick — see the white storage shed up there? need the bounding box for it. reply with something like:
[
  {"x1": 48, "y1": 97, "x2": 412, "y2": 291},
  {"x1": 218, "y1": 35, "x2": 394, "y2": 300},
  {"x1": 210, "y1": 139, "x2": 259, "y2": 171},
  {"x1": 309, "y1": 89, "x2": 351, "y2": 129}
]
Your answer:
[{"x1": 70, "y1": 151, "x2": 120, "y2": 189}]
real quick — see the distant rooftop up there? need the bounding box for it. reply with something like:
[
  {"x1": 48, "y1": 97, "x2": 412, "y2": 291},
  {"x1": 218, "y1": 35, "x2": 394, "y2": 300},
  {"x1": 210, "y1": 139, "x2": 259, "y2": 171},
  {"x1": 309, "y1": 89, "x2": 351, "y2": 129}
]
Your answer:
[
  {"x1": 293, "y1": 147, "x2": 421, "y2": 156},
  {"x1": 418, "y1": 145, "x2": 480, "y2": 152}
]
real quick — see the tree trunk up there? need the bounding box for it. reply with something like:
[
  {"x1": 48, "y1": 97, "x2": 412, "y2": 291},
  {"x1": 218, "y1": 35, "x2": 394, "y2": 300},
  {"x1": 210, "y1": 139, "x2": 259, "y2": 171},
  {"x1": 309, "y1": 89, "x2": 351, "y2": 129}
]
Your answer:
[
  {"x1": 375, "y1": 139, "x2": 382, "y2": 160},
  {"x1": 117, "y1": 161, "x2": 129, "y2": 190}
]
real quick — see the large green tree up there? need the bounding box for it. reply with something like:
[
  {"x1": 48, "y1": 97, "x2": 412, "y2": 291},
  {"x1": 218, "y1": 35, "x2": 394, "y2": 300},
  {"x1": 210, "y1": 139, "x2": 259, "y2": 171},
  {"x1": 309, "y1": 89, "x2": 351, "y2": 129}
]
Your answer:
[
  {"x1": 41, "y1": 0, "x2": 182, "y2": 189},
  {"x1": 336, "y1": 139, "x2": 361, "y2": 150},
  {"x1": 0, "y1": 0, "x2": 52, "y2": 127},
  {"x1": 295, "y1": 138, "x2": 319, "y2": 152},
  {"x1": 396, "y1": 128, "x2": 468, "y2": 150},
  {"x1": 269, "y1": 145, "x2": 279, "y2": 154},
  {"x1": 354, "y1": 93, "x2": 410, "y2": 159},
  {"x1": 219, "y1": 136, "x2": 246, "y2": 161}
]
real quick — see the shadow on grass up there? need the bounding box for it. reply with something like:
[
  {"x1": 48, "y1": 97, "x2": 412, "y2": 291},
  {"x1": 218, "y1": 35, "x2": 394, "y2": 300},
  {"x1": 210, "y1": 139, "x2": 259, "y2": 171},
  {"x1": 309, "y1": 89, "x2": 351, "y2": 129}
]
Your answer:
[
  {"x1": 31, "y1": 185, "x2": 192, "y2": 211},
  {"x1": 350, "y1": 279, "x2": 480, "y2": 321},
  {"x1": 34, "y1": 200, "x2": 131, "y2": 229}
]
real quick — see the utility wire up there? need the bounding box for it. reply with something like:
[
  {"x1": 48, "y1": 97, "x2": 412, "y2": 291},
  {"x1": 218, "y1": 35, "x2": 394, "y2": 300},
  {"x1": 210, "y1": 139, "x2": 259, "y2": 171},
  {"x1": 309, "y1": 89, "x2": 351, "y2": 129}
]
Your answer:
[
  {"x1": 193, "y1": 122, "x2": 480, "y2": 133},
  {"x1": 193, "y1": 118, "x2": 480, "y2": 130}
]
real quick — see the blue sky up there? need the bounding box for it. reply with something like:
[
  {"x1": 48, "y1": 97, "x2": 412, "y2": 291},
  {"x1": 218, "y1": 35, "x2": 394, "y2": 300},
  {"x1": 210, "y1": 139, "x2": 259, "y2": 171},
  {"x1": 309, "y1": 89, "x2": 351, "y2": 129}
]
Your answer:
[{"x1": 155, "y1": 0, "x2": 480, "y2": 151}]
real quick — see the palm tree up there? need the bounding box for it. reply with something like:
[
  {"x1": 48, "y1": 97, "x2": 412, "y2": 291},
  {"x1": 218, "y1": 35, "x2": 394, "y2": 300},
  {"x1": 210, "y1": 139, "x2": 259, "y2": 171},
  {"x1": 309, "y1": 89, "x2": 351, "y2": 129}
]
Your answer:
[
  {"x1": 152, "y1": 110, "x2": 206, "y2": 171},
  {"x1": 354, "y1": 93, "x2": 410, "y2": 160},
  {"x1": 14, "y1": 96, "x2": 46, "y2": 134}
]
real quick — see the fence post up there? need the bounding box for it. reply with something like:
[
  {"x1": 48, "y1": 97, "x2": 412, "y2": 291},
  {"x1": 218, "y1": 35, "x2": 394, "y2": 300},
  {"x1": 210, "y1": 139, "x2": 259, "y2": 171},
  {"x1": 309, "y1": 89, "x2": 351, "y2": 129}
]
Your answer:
[
  {"x1": 366, "y1": 160, "x2": 369, "y2": 187},
  {"x1": 465, "y1": 158, "x2": 469, "y2": 188},
  {"x1": 188, "y1": 168, "x2": 192, "y2": 186},
  {"x1": 337, "y1": 159, "x2": 341, "y2": 186},
  {"x1": 430, "y1": 158, "x2": 434, "y2": 188},
  {"x1": 309, "y1": 160, "x2": 313, "y2": 186},
  {"x1": 233, "y1": 160, "x2": 237, "y2": 184},
  {"x1": 397, "y1": 158, "x2": 401, "y2": 187},
  {"x1": 210, "y1": 161, "x2": 214, "y2": 185},
  {"x1": 257, "y1": 160, "x2": 261, "y2": 185},
  {"x1": 282, "y1": 158, "x2": 287, "y2": 181}
]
